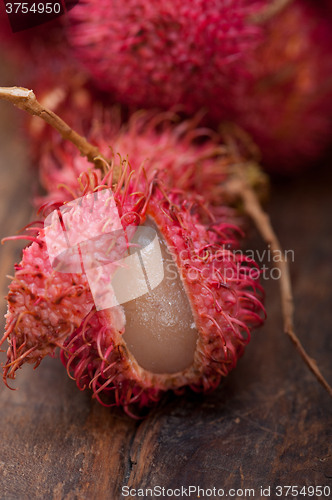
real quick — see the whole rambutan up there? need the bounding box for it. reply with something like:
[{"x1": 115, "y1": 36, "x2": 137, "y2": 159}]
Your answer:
[
  {"x1": 67, "y1": 0, "x2": 332, "y2": 173},
  {"x1": 1, "y1": 153, "x2": 265, "y2": 414},
  {"x1": 37, "y1": 109, "x2": 253, "y2": 211},
  {"x1": 232, "y1": 0, "x2": 332, "y2": 173},
  {"x1": 67, "y1": 0, "x2": 263, "y2": 112}
]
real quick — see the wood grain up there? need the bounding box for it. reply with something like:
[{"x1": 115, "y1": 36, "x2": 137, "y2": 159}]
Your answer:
[{"x1": 0, "y1": 63, "x2": 331, "y2": 499}]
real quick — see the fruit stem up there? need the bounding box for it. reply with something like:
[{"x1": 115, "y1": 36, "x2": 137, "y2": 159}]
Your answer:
[
  {"x1": 248, "y1": 0, "x2": 294, "y2": 25},
  {"x1": 0, "y1": 86, "x2": 110, "y2": 170},
  {"x1": 226, "y1": 162, "x2": 332, "y2": 399}
]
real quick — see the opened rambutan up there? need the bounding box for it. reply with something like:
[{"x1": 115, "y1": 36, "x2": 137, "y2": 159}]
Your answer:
[{"x1": 1, "y1": 150, "x2": 265, "y2": 413}]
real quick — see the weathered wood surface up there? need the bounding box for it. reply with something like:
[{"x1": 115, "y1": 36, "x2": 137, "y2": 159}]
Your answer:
[{"x1": 0, "y1": 88, "x2": 331, "y2": 499}]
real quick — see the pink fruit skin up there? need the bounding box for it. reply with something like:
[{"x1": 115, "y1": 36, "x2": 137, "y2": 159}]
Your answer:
[
  {"x1": 232, "y1": 0, "x2": 332, "y2": 173},
  {"x1": 36, "y1": 110, "x2": 238, "y2": 215},
  {"x1": 67, "y1": 0, "x2": 332, "y2": 173},
  {"x1": 61, "y1": 189, "x2": 265, "y2": 411},
  {"x1": 68, "y1": 0, "x2": 263, "y2": 112},
  {"x1": 3, "y1": 235, "x2": 93, "y2": 376},
  {"x1": 1, "y1": 158, "x2": 265, "y2": 412}
]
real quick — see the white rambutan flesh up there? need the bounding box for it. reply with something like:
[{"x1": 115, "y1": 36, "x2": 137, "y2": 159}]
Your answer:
[{"x1": 122, "y1": 217, "x2": 198, "y2": 374}]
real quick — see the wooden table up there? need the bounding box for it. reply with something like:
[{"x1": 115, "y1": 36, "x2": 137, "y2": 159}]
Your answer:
[{"x1": 0, "y1": 84, "x2": 331, "y2": 499}]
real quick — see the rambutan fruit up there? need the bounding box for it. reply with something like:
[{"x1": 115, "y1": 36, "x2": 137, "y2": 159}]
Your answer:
[
  {"x1": 2, "y1": 85, "x2": 332, "y2": 410},
  {"x1": 232, "y1": 0, "x2": 332, "y2": 173},
  {"x1": 67, "y1": 0, "x2": 263, "y2": 112},
  {"x1": 1, "y1": 149, "x2": 265, "y2": 413},
  {"x1": 37, "y1": 109, "x2": 258, "y2": 212},
  {"x1": 66, "y1": 0, "x2": 332, "y2": 173}
]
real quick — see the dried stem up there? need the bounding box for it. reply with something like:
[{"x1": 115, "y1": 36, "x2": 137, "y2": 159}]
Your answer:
[
  {"x1": 248, "y1": 0, "x2": 294, "y2": 25},
  {"x1": 0, "y1": 86, "x2": 110, "y2": 169},
  {"x1": 226, "y1": 165, "x2": 332, "y2": 398}
]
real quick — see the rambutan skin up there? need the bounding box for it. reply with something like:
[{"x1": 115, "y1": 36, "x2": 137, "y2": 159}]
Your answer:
[
  {"x1": 60, "y1": 185, "x2": 265, "y2": 410},
  {"x1": 67, "y1": 0, "x2": 263, "y2": 112},
  {"x1": 232, "y1": 0, "x2": 332, "y2": 173},
  {"x1": 1, "y1": 155, "x2": 265, "y2": 412},
  {"x1": 36, "y1": 110, "x2": 240, "y2": 212},
  {"x1": 67, "y1": 0, "x2": 332, "y2": 173},
  {"x1": 2, "y1": 234, "x2": 94, "y2": 379}
]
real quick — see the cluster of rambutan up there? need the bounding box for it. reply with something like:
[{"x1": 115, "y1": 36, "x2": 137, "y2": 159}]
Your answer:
[
  {"x1": 2, "y1": 0, "x2": 332, "y2": 172},
  {"x1": 1, "y1": 0, "x2": 330, "y2": 413}
]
